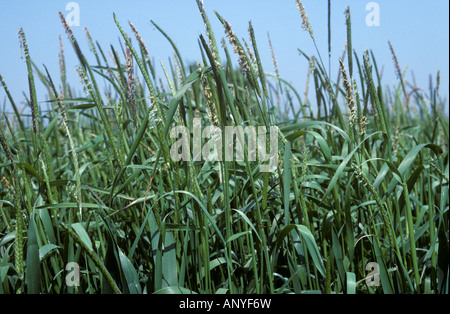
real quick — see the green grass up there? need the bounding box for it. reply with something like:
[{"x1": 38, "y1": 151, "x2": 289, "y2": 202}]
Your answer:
[{"x1": 0, "y1": 1, "x2": 448, "y2": 294}]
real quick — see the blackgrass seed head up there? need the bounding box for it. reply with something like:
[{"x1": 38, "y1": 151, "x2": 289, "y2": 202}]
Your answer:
[
  {"x1": 295, "y1": 0, "x2": 314, "y2": 39},
  {"x1": 59, "y1": 12, "x2": 75, "y2": 43},
  {"x1": 27, "y1": 75, "x2": 38, "y2": 134},
  {"x1": 339, "y1": 58, "x2": 356, "y2": 128},
  {"x1": 360, "y1": 115, "x2": 367, "y2": 136},
  {"x1": 58, "y1": 34, "x2": 66, "y2": 75}
]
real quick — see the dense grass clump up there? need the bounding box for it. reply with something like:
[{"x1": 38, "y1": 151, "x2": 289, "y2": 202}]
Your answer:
[{"x1": 0, "y1": 1, "x2": 448, "y2": 294}]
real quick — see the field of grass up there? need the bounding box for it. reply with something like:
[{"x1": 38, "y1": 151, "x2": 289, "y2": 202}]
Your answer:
[{"x1": 0, "y1": 0, "x2": 448, "y2": 294}]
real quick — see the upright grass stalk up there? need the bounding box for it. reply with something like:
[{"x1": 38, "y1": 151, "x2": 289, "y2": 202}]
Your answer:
[
  {"x1": 0, "y1": 125, "x2": 24, "y2": 287},
  {"x1": 345, "y1": 7, "x2": 353, "y2": 78},
  {"x1": 45, "y1": 65, "x2": 83, "y2": 219},
  {"x1": 18, "y1": 28, "x2": 57, "y2": 199},
  {"x1": 363, "y1": 51, "x2": 388, "y2": 138},
  {"x1": 59, "y1": 13, "x2": 122, "y2": 169},
  {"x1": 0, "y1": 75, "x2": 25, "y2": 132},
  {"x1": 402, "y1": 180, "x2": 421, "y2": 293}
]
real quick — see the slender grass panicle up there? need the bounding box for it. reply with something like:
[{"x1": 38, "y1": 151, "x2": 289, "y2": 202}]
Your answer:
[
  {"x1": 59, "y1": 12, "x2": 75, "y2": 43},
  {"x1": 0, "y1": 176, "x2": 12, "y2": 194},
  {"x1": 359, "y1": 115, "x2": 368, "y2": 136},
  {"x1": 0, "y1": 122, "x2": 24, "y2": 284},
  {"x1": 221, "y1": 17, "x2": 250, "y2": 74},
  {"x1": 344, "y1": 6, "x2": 353, "y2": 77},
  {"x1": 126, "y1": 46, "x2": 138, "y2": 125},
  {"x1": 339, "y1": 58, "x2": 356, "y2": 136},
  {"x1": 295, "y1": 0, "x2": 314, "y2": 39},
  {"x1": 84, "y1": 28, "x2": 97, "y2": 54},
  {"x1": 18, "y1": 29, "x2": 29, "y2": 61},
  {"x1": 243, "y1": 38, "x2": 257, "y2": 74},
  {"x1": 363, "y1": 50, "x2": 388, "y2": 136},
  {"x1": 352, "y1": 163, "x2": 394, "y2": 246},
  {"x1": 388, "y1": 40, "x2": 402, "y2": 80},
  {"x1": 129, "y1": 21, "x2": 150, "y2": 61},
  {"x1": 56, "y1": 93, "x2": 83, "y2": 218},
  {"x1": 59, "y1": 35, "x2": 66, "y2": 84},
  {"x1": 267, "y1": 33, "x2": 279, "y2": 78},
  {"x1": 393, "y1": 124, "x2": 400, "y2": 155}
]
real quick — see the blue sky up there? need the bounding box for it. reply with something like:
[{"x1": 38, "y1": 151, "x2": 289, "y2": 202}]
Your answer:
[{"x1": 0, "y1": 0, "x2": 448, "y2": 115}]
